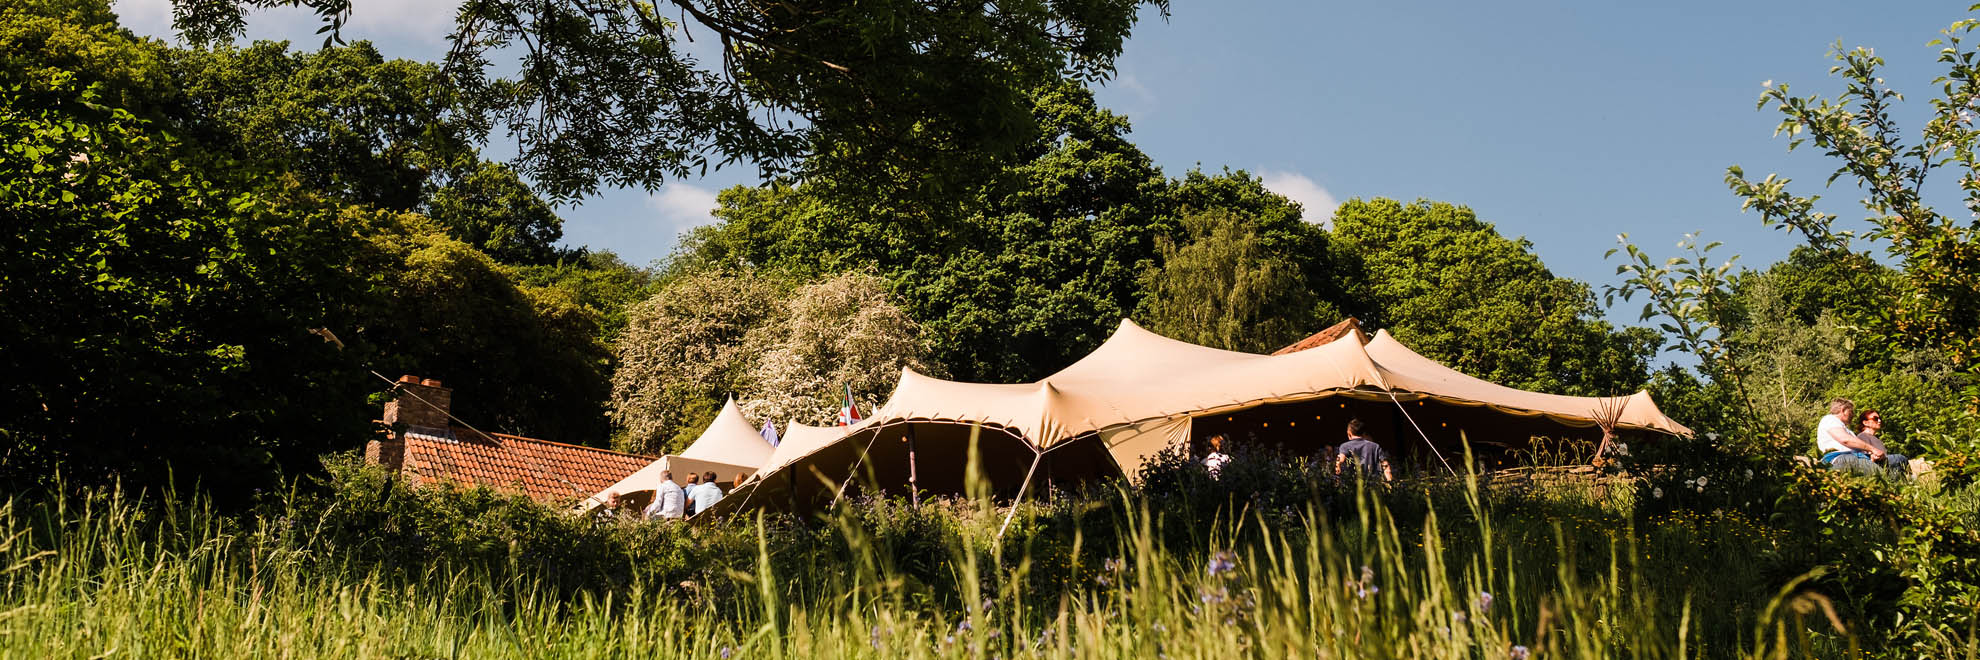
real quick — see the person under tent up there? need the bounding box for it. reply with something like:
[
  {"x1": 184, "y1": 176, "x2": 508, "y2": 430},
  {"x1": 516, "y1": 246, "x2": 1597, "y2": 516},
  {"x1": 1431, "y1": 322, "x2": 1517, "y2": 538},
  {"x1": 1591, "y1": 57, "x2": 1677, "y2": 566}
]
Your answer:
[
  {"x1": 690, "y1": 471, "x2": 725, "y2": 515},
  {"x1": 1335, "y1": 418, "x2": 1393, "y2": 482},
  {"x1": 644, "y1": 470, "x2": 686, "y2": 520},
  {"x1": 1202, "y1": 433, "x2": 1232, "y2": 478}
]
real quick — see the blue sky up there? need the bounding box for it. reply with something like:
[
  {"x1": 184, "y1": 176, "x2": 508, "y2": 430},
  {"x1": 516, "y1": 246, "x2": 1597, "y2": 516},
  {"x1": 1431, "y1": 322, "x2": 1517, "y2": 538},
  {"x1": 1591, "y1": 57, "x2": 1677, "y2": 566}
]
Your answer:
[{"x1": 117, "y1": 0, "x2": 1972, "y2": 322}]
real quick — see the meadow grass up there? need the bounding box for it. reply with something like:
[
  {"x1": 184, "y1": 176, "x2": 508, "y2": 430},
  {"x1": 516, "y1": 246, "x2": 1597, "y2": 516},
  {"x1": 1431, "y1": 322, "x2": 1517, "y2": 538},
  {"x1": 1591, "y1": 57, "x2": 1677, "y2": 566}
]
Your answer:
[{"x1": 3, "y1": 466, "x2": 1933, "y2": 660}]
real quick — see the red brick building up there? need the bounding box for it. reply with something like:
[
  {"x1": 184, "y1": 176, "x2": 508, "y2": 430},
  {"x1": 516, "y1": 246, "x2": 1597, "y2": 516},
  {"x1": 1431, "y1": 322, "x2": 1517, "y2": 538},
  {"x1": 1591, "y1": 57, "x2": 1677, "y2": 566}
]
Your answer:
[{"x1": 366, "y1": 375, "x2": 652, "y2": 503}]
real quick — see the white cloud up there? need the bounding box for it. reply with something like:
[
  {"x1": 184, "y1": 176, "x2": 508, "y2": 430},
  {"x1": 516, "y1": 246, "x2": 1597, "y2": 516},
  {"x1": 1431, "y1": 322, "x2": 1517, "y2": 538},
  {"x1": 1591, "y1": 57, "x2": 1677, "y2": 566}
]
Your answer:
[
  {"x1": 1116, "y1": 73, "x2": 1155, "y2": 106},
  {"x1": 113, "y1": 0, "x2": 176, "y2": 42},
  {"x1": 1258, "y1": 170, "x2": 1339, "y2": 224},
  {"x1": 645, "y1": 184, "x2": 721, "y2": 233}
]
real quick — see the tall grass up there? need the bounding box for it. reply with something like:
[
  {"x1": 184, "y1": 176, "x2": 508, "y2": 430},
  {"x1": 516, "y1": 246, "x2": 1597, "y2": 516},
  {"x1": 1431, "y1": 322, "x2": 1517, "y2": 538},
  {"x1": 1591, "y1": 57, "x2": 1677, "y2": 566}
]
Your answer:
[{"x1": 4, "y1": 467, "x2": 1931, "y2": 660}]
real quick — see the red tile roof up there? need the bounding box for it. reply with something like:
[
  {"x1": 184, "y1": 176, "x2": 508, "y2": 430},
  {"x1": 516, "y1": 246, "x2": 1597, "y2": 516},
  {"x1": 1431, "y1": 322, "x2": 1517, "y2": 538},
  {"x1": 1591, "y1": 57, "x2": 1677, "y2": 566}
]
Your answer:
[
  {"x1": 1271, "y1": 317, "x2": 1368, "y2": 355},
  {"x1": 398, "y1": 427, "x2": 653, "y2": 502}
]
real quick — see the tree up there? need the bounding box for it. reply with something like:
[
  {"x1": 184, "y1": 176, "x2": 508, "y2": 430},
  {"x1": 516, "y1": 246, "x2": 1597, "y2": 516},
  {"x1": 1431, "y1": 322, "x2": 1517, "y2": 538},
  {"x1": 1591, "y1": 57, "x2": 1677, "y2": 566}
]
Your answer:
[
  {"x1": 172, "y1": 40, "x2": 475, "y2": 212},
  {"x1": 166, "y1": 0, "x2": 1166, "y2": 204},
  {"x1": 510, "y1": 250, "x2": 660, "y2": 348},
  {"x1": 609, "y1": 270, "x2": 787, "y2": 455},
  {"x1": 737, "y1": 273, "x2": 938, "y2": 427},
  {"x1": 350, "y1": 212, "x2": 613, "y2": 445},
  {"x1": 1138, "y1": 209, "x2": 1337, "y2": 353},
  {"x1": 173, "y1": 40, "x2": 568, "y2": 264},
  {"x1": 0, "y1": 0, "x2": 174, "y2": 115},
  {"x1": 1137, "y1": 168, "x2": 1337, "y2": 353},
  {"x1": 1333, "y1": 198, "x2": 1656, "y2": 396},
  {"x1": 0, "y1": 72, "x2": 379, "y2": 496},
  {"x1": 427, "y1": 161, "x2": 565, "y2": 265},
  {"x1": 1726, "y1": 29, "x2": 1980, "y2": 388},
  {"x1": 683, "y1": 83, "x2": 1178, "y2": 382}
]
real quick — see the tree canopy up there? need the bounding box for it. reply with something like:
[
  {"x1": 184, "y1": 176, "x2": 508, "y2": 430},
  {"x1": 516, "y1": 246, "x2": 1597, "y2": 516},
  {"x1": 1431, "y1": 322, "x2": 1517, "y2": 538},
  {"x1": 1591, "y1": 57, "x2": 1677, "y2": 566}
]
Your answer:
[
  {"x1": 1, "y1": 1, "x2": 638, "y2": 494},
  {"x1": 1330, "y1": 198, "x2": 1656, "y2": 396},
  {"x1": 165, "y1": 0, "x2": 1167, "y2": 205}
]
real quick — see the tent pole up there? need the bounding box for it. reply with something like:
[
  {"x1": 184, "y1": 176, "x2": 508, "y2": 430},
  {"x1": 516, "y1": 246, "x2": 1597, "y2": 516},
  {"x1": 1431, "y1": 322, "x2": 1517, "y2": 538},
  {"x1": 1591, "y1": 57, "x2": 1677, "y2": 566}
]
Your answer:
[
  {"x1": 1383, "y1": 392, "x2": 1457, "y2": 476},
  {"x1": 830, "y1": 427, "x2": 885, "y2": 509},
  {"x1": 907, "y1": 426, "x2": 921, "y2": 507},
  {"x1": 996, "y1": 450, "x2": 1044, "y2": 541}
]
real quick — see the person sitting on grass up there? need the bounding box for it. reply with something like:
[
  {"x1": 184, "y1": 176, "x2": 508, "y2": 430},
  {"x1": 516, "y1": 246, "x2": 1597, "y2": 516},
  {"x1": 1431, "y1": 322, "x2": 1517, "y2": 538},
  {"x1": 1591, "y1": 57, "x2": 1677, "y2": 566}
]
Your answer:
[
  {"x1": 1335, "y1": 418, "x2": 1393, "y2": 482},
  {"x1": 1816, "y1": 398, "x2": 1906, "y2": 480},
  {"x1": 1853, "y1": 408, "x2": 1911, "y2": 481},
  {"x1": 1202, "y1": 433, "x2": 1232, "y2": 479},
  {"x1": 690, "y1": 471, "x2": 725, "y2": 516}
]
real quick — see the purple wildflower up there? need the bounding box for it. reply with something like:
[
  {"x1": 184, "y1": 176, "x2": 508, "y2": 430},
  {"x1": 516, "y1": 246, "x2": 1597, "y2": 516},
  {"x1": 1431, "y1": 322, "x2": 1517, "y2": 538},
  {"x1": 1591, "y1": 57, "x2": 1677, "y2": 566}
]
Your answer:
[
  {"x1": 1510, "y1": 645, "x2": 1531, "y2": 660},
  {"x1": 1207, "y1": 551, "x2": 1238, "y2": 578},
  {"x1": 1477, "y1": 591, "x2": 1494, "y2": 613}
]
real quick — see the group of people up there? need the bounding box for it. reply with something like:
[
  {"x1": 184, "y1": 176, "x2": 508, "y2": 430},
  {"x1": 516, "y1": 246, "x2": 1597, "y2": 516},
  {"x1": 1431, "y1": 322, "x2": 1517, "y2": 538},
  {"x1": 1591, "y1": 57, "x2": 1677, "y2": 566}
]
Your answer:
[
  {"x1": 598, "y1": 469, "x2": 742, "y2": 521},
  {"x1": 1815, "y1": 397, "x2": 1911, "y2": 481},
  {"x1": 1203, "y1": 418, "x2": 1394, "y2": 482}
]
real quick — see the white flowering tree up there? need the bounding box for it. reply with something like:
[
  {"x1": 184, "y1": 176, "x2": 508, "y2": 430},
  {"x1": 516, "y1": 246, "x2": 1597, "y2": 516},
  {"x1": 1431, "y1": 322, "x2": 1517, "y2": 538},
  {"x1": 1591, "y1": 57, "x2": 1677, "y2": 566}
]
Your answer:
[
  {"x1": 608, "y1": 271, "x2": 786, "y2": 455},
  {"x1": 737, "y1": 272, "x2": 939, "y2": 427}
]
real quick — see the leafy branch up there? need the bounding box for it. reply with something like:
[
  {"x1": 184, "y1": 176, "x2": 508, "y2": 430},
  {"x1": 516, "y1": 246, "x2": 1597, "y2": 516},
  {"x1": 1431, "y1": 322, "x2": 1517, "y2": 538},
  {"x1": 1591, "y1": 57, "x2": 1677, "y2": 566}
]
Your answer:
[
  {"x1": 1726, "y1": 18, "x2": 1980, "y2": 385},
  {"x1": 1604, "y1": 233, "x2": 1767, "y2": 432}
]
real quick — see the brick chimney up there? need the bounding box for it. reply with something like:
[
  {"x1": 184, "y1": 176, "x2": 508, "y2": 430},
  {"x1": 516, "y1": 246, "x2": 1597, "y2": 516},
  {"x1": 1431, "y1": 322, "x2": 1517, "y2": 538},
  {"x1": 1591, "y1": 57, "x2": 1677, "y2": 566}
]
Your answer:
[
  {"x1": 384, "y1": 375, "x2": 452, "y2": 431},
  {"x1": 368, "y1": 375, "x2": 453, "y2": 472}
]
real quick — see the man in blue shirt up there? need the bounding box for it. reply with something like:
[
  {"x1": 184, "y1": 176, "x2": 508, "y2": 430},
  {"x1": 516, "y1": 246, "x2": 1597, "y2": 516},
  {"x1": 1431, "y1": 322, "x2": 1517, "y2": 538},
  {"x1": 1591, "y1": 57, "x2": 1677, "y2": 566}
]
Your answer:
[
  {"x1": 690, "y1": 470, "x2": 725, "y2": 515},
  {"x1": 1334, "y1": 419, "x2": 1392, "y2": 482}
]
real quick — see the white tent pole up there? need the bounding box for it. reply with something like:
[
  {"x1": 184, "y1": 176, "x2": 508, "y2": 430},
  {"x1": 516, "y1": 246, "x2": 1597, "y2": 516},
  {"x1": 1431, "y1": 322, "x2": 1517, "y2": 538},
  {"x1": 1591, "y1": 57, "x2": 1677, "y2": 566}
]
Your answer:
[
  {"x1": 996, "y1": 449, "x2": 1045, "y2": 541},
  {"x1": 1306, "y1": 341, "x2": 1457, "y2": 478},
  {"x1": 1385, "y1": 391, "x2": 1457, "y2": 476},
  {"x1": 829, "y1": 426, "x2": 886, "y2": 509}
]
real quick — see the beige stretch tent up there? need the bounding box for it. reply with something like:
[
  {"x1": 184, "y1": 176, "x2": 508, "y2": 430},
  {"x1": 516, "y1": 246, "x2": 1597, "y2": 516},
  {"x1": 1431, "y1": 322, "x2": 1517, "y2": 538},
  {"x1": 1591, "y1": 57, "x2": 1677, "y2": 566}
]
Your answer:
[
  {"x1": 576, "y1": 397, "x2": 774, "y2": 513},
  {"x1": 720, "y1": 319, "x2": 1690, "y2": 513}
]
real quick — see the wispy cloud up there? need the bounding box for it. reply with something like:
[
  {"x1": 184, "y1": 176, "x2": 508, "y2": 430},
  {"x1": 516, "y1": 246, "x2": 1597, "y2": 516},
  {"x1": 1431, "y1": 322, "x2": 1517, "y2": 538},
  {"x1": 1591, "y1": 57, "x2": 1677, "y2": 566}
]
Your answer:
[
  {"x1": 645, "y1": 184, "x2": 721, "y2": 234},
  {"x1": 1258, "y1": 170, "x2": 1339, "y2": 225},
  {"x1": 1116, "y1": 73, "x2": 1155, "y2": 106}
]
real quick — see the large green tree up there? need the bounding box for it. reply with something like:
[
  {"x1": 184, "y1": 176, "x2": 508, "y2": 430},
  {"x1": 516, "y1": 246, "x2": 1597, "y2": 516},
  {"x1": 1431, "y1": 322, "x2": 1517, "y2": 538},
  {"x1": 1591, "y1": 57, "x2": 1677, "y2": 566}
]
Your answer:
[
  {"x1": 0, "y1": 74, "x2": 378, "y2": 494},
  {"x1": 1332, "y1": 198, "x2": 1656, "y2": 396},
  {"x1": 683, "y1": 84, "x2": 1191, "y2": 381},
  {"x1": 173, "y1": 40, "x2": 568, "y2": 264},
  {"x1": 166, "y1": 0, "x2": 1165, "y2": 205},
  {"x1": 682, "y1": 85, "x2": 1348, "y2": 380},
  {"x1": 1138, "y1": 169, "x2": 1337, "y2": 353},
  {"x1": 1, "y1": 1, "x2": 626, "y2": 493}
]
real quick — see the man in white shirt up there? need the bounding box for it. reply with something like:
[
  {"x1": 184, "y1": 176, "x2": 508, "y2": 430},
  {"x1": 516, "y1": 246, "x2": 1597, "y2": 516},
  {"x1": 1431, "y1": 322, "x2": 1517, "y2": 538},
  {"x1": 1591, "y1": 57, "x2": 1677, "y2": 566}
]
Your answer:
[
  {"x1": 1816, "y1": 398, "x2": 1900, "y2": 480},
  {"x1": 1853, "y1": 409, "x2": 1911, "y2": 480},
  {"x1": 644, "y1": 470, "x2": 686, "y2": 520}
]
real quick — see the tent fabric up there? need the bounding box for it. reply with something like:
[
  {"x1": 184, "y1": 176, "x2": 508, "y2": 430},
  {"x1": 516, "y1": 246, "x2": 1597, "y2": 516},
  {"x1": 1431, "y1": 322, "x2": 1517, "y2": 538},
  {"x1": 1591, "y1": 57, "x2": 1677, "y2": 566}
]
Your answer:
[
  {"x1": 1099, "y1": 416, "x2": 1192, "y2": 482},
  {"x1": 678, "y1": 398, "x2": 778, "y2": 467},
  {"x1": 1362, "y1": 330, "x2": 1691, "y2": 436},
  {"x1": 578, "y1": 397, "x2": 774, "y2": 513},
  {"x1": 723, "y1": 318, "x2": 1692, "y2": 512},
  {"x1": 746, "y1": 420, "x2": 851, "y2": 485}
]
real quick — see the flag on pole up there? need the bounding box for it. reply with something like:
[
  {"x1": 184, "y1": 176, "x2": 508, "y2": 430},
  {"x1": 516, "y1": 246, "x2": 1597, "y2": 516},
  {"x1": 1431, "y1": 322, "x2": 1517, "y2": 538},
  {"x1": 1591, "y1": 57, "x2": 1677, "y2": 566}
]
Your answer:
[
  {"x1": 838, "y1": 383, "x2": 862, "y2": 426},
  {"x1": 759, "y1": 419, "x2": 781, "y2": 447}
]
